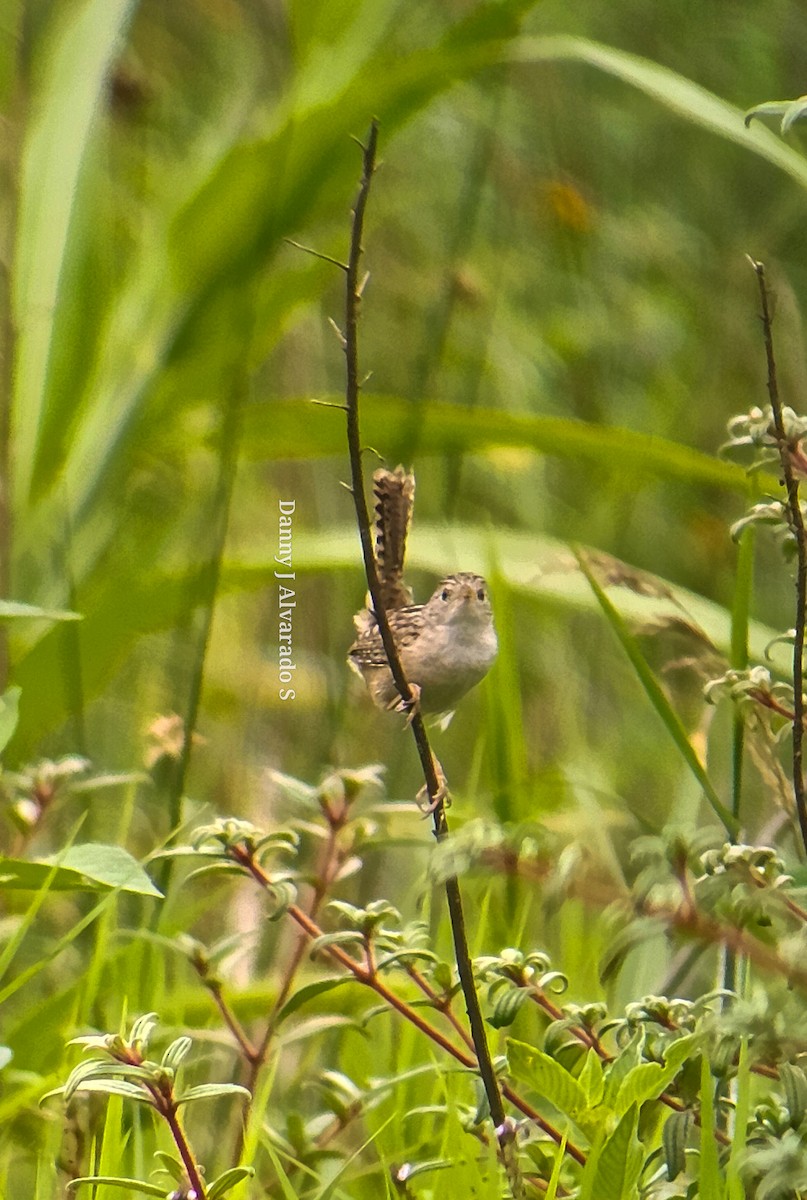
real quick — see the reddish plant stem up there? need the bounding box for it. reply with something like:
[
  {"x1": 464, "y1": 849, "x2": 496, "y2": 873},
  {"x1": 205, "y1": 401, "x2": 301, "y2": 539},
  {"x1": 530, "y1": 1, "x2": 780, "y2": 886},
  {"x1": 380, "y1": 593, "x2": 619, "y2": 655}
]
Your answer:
[
  {"x1": 230, "y1": 843, "x2": 585, "y2": 1166},
  {"x1": 203, "y1": 977, "x2": 257, "y2": 1063},
  {"x1": 158, "y1": 1096, "x2": 208, "y2": 1200},
  {"x1": 405, "y1": 964, "x2": 476, "y2": 1049},
  {"x1": 115, "y1": 1047, "x2": 208, "y2": 1199},
  {"x1": 247, "y1": 804, "x2": 344, "y2": 1070}
]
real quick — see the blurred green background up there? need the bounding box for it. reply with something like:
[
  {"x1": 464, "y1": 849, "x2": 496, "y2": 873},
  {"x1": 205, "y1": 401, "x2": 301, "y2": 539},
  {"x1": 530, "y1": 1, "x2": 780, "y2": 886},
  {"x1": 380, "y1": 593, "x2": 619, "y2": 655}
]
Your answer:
[
  {"x1": 7, "y1": 0, "x2": 807, "y2": 1192},
  {"x1": 4, "y1": 0, "x2": 807, "y2": 1026}
]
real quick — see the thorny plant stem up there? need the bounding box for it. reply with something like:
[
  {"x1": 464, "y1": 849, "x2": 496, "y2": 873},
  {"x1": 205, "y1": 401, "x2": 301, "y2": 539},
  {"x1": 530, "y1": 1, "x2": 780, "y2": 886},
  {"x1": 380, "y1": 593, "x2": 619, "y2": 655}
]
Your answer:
[
  {"x1": 230, "y1": 843, "x2": 586, "y2": 1167},
  {"x1": 342, "y1": 125, "x2": 442, "y2": 803},
  {"x1": 341, "y1": 119, "x2": 510, "y2": 1150},
  {"x1": 751, "y1": 259, "x2": 807, "y2": 855}
]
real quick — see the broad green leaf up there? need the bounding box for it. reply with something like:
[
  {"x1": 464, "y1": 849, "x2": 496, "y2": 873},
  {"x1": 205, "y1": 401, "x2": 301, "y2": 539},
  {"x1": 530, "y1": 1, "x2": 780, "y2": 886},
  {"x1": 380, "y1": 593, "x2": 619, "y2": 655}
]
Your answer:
[
  {"x1": 48, "y1": 844, "x2": 161, "y2": 897},
  {"x1": 507, "y1": 1039, "x2": 587, "y2": 1119},
  {"x1": 0, "y1": 845, "x2": 161, "y2": 897},
  {"x1": 0, "y1": 1, "x2": 23, "y2": 109},
  {"x1": 0, "y1": 817, "x2": 86, "y2": 986},
  {"x1": 602, "y1": 1032, "x2": 644, "y2": 1107},
  {"x1": 591, "y1": 1104, "x2": 643, "y2": 1200},
  {"x1": 286, "y1": 0, "x2": 400, "y2": 109},
  {"x1": 612, "y1": 1034, "x2": 699, "y2": 1116},
  {"x1": 578, "y1": 1125, "x2": 608, "y2": 1200}
]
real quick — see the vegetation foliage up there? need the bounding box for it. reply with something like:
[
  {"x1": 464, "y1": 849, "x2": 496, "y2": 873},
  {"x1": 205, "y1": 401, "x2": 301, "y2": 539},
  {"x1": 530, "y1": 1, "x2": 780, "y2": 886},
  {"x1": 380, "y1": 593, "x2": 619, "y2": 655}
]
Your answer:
[{"x1": 4, "y1": 1, "x2": 807, "y2": 1197}]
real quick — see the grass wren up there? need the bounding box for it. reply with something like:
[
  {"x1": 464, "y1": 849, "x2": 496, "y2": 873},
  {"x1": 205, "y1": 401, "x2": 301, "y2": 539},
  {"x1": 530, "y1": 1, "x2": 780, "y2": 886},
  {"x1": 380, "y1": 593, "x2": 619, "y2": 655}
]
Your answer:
[{"x1": 348, "y1": 467, "x2": 497, "y2": 715}]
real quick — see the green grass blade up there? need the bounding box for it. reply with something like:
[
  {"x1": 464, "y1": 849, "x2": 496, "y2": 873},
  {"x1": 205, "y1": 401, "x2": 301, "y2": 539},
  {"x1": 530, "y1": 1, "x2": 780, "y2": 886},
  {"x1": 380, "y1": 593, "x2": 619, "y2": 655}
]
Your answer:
[
  {"x1": 576, "y1": 548, "x2": 739, "y2": 835},
  {"x1": 12, "y1": 0, "x2": 138, "y2": 507},
  {"x1": 240, "y1": 396, "x2": 762, "y2": 494},
  {"x1": 699, "y1": 1052, "x2": 725, "y2": 1200},
  {"x1": 726, "y1": 1038, "x2": 750, "y2": 1200},
  {"x1": 545, "y1": 1130, "x2": 568, "y2": 1200},
  {"x1": 0, "y1": 816, "x2": 85, "y2": 984},
  {"x1": 511, "y1": 35, "x2": 807, "y2": 192}
]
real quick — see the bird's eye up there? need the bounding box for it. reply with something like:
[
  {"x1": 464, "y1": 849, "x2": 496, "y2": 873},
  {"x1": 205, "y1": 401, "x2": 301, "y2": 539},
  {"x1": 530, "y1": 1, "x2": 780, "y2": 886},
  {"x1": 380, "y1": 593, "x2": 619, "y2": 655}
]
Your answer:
[
  {"x1": 477, "y1": 589, "x2": 485, "y2": 602},
  {"x1": 441, "y1": 589, "x2": 449, "y2": 601}
]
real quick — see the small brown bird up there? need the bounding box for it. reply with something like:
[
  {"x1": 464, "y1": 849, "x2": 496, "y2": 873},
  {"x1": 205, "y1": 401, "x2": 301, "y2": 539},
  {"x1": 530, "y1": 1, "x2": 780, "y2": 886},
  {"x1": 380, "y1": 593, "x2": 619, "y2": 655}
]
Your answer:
[{"x1": 348, "y1": 467, "x2": 497, "y2": 716}]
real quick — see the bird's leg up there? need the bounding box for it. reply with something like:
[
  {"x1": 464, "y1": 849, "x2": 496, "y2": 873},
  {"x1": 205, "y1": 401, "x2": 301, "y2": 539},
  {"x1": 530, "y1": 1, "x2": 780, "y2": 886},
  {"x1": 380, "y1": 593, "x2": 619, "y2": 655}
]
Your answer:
[
  {"x1": 389, "y1": 681, "x2": 422, "y2": 727},
  {"x1": 416, "y1": 753, "x2": 449, "y2": 814}
]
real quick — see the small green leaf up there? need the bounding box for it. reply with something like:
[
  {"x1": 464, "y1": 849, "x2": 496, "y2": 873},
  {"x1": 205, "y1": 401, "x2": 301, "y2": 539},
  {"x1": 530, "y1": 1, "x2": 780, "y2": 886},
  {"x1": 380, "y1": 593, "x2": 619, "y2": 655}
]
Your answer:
[
  {"x1": 63, "y1": 1079, "x2": 155, "y2": 1103},
  {"x1": 782, "y1": 96, "x2": 807, "y2": 134},
  {"x1": 276, "y1": 977, "x2": 350, "y2": 1024},
  {"x1": 744, "y1": 101, "x2": 791, "y2": 128},
  {"x1": 66, "y1": 1177, "x2": 166, "y2": 1195},
  {"x1": 152, "y1": 1150, "x2": 185, "y2": 1182},
  {"x1": 489, "y1": 987, "x2": 529, "y2": 1029},
  {"x1": 779, "y1": 1062, "x2": 807, "y2": 1127},
  {"x1": 578, "y1": 1049, "x2": 605, "y2": 1107},
  {"x1": 129, "y1": 1013, "x2": 159, "y2": 1050},
  {"x1": 207, "y1": 1166, "x2": 256, "y2": 1199},
  {"x1": 161, "y1": 1036, "x2": 193, "y2": 1072},
  {"x1": 0, "y1": 601, "x2": 81, "y2": 621},
  {"x1": 176, "y1": 1083, "x2": 250, "y2": 1105},
  {"x1": 662, "y1": 1110, "x2": 691, "y2": 1181}
]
